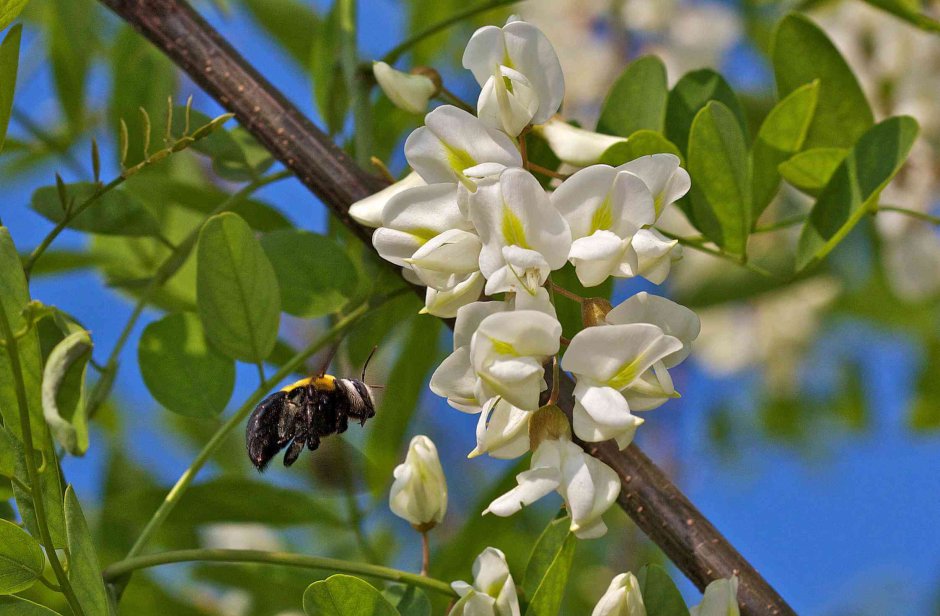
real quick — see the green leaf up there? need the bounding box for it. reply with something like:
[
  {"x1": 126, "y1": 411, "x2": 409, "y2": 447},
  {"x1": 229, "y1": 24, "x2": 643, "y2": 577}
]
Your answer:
[
  {"x1": 599, "y1": 130, "x2": 683, "y2": 167},
  {"x1": 242, "y1": 0, "x2": 320, "y2": 67},
  {"x1": 751, "y1": 80, "x2": 819, "y2": 219},
  {"x1": 857, "y1": 0, "x2": 940, "y2": 33},
  {"x1": 523, "y1": 516, "x2": 576, "y2": 616},
  {"x1": 310, "y1": 1, "x2": 348, "y2": 135},
  {"x1": 0, "y1": 1, "x2": 28, "y2": 32},
  {"x1": 196, "y1": 212, "x2": 281, "y2": 362},
  {"x1": 303, "y1": 574, "x2": 400, "y2": 616},
  {"x1": 64, "y1": 485, "x2": 109, "y2": 614},
  {"x1": 637, "y1": 564, "x2": 690, "y2": 616},
  {"x1": 772, "y1": 13, "x2": 874, "y2": 149},
  {"x1": 0, "y1": 24, "x2": 21, "y2": 153},
  {"x1": 261, "y1": 230, "x2": 359, "y2": 318},
  {"x1": 30, "y1": 183, "x2": 161, "y2": 237},
  {"x1": 0, "y1": 517, "x2": 44, "y2": 594},
  {"x1": 0, "y1": 425, "x2": 15, "y2": 478},
  {"x1": 41, "y1": 330, "x2": 92, "y2": 455},
  {"x1": 0, "y1": 596, "x2": 63, "y2": 615},
  {"x1": 383, "y1": 585, "x2": 431, "y2": 616},
  {"x1": 138, "y1": 312, "x2": 235, "y2": 417},
  {"x1": 687, "y1": 101, "x2": 752, "y2": 256},
  {"x1": 172, "y1": 108, "x2": 267, "y2": 181},
  {"x1": 47, "y1": 0, "x2": 96, "y2": 133},
  {"x1": 665, "y1": 69, "x2": 748, "y2": 156},
  {"x1": 597, "y1": 56, "x2": 668, "y2": 137},
  {"x1": 797, "y1": 116, "x2": 918, "y2": 271},
  {"x1": 778, "y1": 147, "x2": 848, "y2": 197}
]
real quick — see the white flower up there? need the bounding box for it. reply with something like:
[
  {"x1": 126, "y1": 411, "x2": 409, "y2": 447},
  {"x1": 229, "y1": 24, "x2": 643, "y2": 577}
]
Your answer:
[
  {"x1": 605, "y1": 292, "x2": 701, "y2": 367},
  {"x1": 372, "y1": 61, "x2": 437, "y2": 114},
  {"x1": 349, "y1": 171, "x2": 425, "y2": 228},
  {"x1": 389, "y1": 435, "x2": 448, "y2": 529},
  {"x1": 451, "y1": 547, "x2": 521, "y2": 616},
  {"x1": 477, "y1": 65, "x2": 540, "y2": 136},
  {"x1": 592, "y1": 572, "x2": 647, "y2": 616},
  {"x1": 631, "y1": 229, "x2": 682, "y2": 285},
  {"x1": 616, "y1": 154, "x2": 691, "y2": 218},
  {"x1": 468, "y1": 168, "x2": 571, "y2": 295},
  {"x1": 689, "y1": 576, "x2": 739, "y2": 616},
  {"x1": 552, "y1": 165, "x2": 656, "y2": 287},
  {"x1": 463, "y1": 17, "x2": 564, "y2": 127},
  {"x1": 469, "y1": 397, "x2": 532, "y2": 459},
  {"x1": 404, "y1": 105, "x2": 522, "y2": 188},
  {"x1": 562, "y1": 324, "x2": 682, "y2": 448},
  {"x1": 535, "y1": 118, "x2": 627, "y2": 167},
  {"x1": 484, "y1": 437, "x2": 621, "y2": 539},
  {"x1": 421, "y1": 272, "x2": 486, "y2": 319}
]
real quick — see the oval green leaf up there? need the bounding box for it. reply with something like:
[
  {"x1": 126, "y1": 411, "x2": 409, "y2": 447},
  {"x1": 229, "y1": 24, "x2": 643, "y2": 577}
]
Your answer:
[
  {"x1": 778, "y1": 147, "x2": 848, "y2": 197},
  {"x1": 687, "y1": 101, "x2": 752, "y2": 256},
  {"x1": 64, "y1": 485, "x2": 109, "y2": 614},
  {"x1": 30, "y1": 182, "x2": 160, "y2": 237},
  {"x1": 0, "y1": 24, "x2": 22, "y2": 153},
  {"x1": 41, "y1": 329, "x2": 92, "y2": 455},
  {"x1": 772, "y1": 13, "x2": 873, "y2": 149},
  {"x1": 597, "y1": 56, "x2": 668, "y2": 137},
  {"x1": 138, "y1": 312, "x2": 235, "y2": 417},
  {"x1": 196, "y1": 212, "x2": 281, "y2": 362},
  {"x1": 797, "y1": 116, "x2": 919, "y2": 271},
  {"x1": 261, "y1": 230, "x2": 359, "y2": 318},
  {"x1": 523, "y1": 516, "x2": 576, "y2": 616},
  {"x1": 0, "y1": 517, "x2": 44, "y2": 594},
  {"x1": 665, "y1": 69, "x2": 748, "y2": 156},
  {"x1": 751, "y1": 80, "x2": 819, "y2": 219},
  {"x1": 599, "y1": 130, "x2": 683, "y2": 167},
  {"x1": 637, "y1": 564, "x2": 690, "y2": 616},
  {"x1": 383, "y1": 585, "x2": 430, "y2": 616},
  {"x1": 303, "y1": 574, "x2": 400, "y2": 616},
  {"x1": 0, "y1": 595, "x2": 63, "y2": 615}
]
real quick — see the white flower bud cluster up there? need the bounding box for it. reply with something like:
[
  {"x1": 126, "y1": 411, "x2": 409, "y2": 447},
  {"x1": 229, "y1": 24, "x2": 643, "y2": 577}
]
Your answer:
[{"x1": 359, "y1": 17, "x2": 702, "y2": 539}]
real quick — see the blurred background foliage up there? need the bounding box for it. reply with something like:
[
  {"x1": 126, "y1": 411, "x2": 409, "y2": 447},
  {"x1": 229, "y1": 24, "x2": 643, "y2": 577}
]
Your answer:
[{"x1": 1, "y1": 0, "x2": 939, "y2": 614}]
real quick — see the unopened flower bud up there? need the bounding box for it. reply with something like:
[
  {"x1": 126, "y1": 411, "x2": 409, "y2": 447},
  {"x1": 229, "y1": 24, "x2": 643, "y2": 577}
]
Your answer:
[
  {"x1": 535, "y1": 118, "x2": 627, "y2": 167},
  {"x1": 389, "y1": 435, "x2": 448, "y2": 530},
  {"x1": 373, "y1": 61, "x2": 437, "y2": 114},
  {"x1": 690, "y1": 576, "x2": 739, "y2": 616},
  {"x1": 592, "y1": 572, "x2": 647, "y2": 616},
  {"x1": 582, "y1": 297, "x2": 613, "y2": 328},
  {"x1": 528, "y1": 404, "x2": 571, "y2": 451}
]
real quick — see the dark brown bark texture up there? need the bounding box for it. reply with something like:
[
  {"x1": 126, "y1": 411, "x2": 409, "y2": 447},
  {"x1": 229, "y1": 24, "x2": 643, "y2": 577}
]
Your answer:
[{"x1": 98, "y1": 1, "x2": 796, "y2": 614}]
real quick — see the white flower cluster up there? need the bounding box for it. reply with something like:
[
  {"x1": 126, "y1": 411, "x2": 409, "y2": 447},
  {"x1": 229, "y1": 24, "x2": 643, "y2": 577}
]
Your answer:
[{"x1": 356, "y1": 17, "x2": 700, "y2": 539}]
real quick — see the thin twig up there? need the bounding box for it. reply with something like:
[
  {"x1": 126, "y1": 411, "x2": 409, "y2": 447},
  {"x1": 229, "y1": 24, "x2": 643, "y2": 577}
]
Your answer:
[
  {"x1": 655, "y1": 228, "x2": 777, "y2": 279},
  {"x1": 438, "y1": 87, "x2": 475, "y2": 114},
  {"x1": 878, "y1": 205, "x2": 940, "y2": 226},
  {"x1": 420, "y1": 531, "x2": 431, "y2": 576}
]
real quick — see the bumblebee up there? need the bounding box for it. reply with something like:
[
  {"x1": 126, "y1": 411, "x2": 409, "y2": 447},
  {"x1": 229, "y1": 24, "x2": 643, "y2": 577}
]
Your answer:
[{"x1": 246, "y1": 371, "x2": 376, "y2": 471}]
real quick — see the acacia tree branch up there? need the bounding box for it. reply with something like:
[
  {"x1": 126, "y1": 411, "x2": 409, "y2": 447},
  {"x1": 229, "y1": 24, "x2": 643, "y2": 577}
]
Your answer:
[{"x1": 97, "y1": 1, "x2": 794, "y2": 614}]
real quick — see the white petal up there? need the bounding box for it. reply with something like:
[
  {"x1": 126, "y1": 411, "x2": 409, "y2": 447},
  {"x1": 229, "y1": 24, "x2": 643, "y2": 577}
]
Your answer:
[
  {"x1": 690, "y1": 576, "x2": 740, "y2": 616},
  {"x1": 474, "y1": 310, "x2": 562, "y2": 359},
  {"x1": 424, "y1": 272, "x2": 485, "y2": 318},
  {"x1": 502, "y1": 20, "x2": 564, "y2": 124},
  {"x1": 632, "y1": 229, "x2": 681, "y2": 285},
  {"x1": 617, "y1": 154, "x2": 690, "y2": 217},
  {"x1": 454, "y1": 301, "x2": 508, "y2": 349},
  {"x1": 372, "y1": 227, "x2": 423, "y2": 268},
  {"x1": 430, "y1": 347, "x2": 478, "y2": 410},
  {"x1": 408, "y1": 229, "x2": 482, "y2": 275},
  {"x1": 349, "y1": 171, "x2": 425, "y2": 228},
  {"x1": 372, "y1": 61, "x2": 436, "y2": 114},
  {"x1": 462, "y1": 25, "x2": 506, "y2": 85},
  {"x1": 478, "y1": 67, "x2": 539, "y2": 136},
  {"x1": 484, "y1": 467, "x2": 560, "y2": 517},
  {"x1": 451, "y1": 590, "x2": 498, "y2": 616},
  {"x1": 508, "y1": 287, "x2": 557, "y2": 318},
  {"x1": 572, "y1": 383, "x2": 643, "y2": 444},
  {"x1": 560, "y1": 445, "x2": 620, "y2": 537},
  {"x1": 606, "y1": 292, "x2": 701, "y2": 367},
  {"x1": 551, "y1": 165, "x2": 619, "y2": 239},
  {"x1": 472, "y1": 547, "x2": 512, "y2": 598},
  {"x1": 536, "y1": 118, "x2": 626, "y2": 167},
  {"x1": 562, "y1": 323, "x2": 682, "y2": 388},
  {"x1": 381, "y1": 183, "x2": 466, "y2": 234},
  {"x1": 568, "y1": 231, "x2": 633, "y2": 287}
]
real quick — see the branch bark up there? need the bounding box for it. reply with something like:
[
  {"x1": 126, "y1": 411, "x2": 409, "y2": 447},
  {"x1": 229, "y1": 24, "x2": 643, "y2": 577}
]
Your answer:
[{"x1": 98, "y1": 1, "x2": 795, "y2": 614}]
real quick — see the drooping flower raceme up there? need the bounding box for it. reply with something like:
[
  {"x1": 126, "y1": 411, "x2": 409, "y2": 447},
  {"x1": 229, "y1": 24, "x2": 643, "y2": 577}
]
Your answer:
[
  {"x1": 389, "y1": 435, "x2": 448, "y2": 530},
  {"x1": 485, "y1": 435, "x2": 621, "y2": 539},
  {"x1": 463, "y1": 17, "x2": 564, "y2": 136},
  {"x1": 592, "y1": 572, "x2": 647, "y2": 616},
  {"x1": 450, "y1": 547, "x2": 521, "y2": 616},
  {"x1": 689, "y1": 576, "x2": 739, "y2": 616}
]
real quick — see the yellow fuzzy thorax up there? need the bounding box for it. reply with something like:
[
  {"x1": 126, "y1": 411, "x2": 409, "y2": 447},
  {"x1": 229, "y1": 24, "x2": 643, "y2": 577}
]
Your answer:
[{"x1": 280, "y1": 374, "x2": 336, "y2": 392}]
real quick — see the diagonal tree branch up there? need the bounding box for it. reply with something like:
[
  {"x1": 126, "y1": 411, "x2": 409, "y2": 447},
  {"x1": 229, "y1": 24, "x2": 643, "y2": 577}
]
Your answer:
[{"x1": 98, "y1": 1, "x2": 794, "y2": 614}]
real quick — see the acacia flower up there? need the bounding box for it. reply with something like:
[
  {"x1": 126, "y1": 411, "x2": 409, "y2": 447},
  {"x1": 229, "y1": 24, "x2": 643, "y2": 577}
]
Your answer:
[
  {"x1": 451, "y1": 547, "x2": 521, "y2": 616},
  {"x1": 562, "y1": 323, "x2": 682, "y2": 448},
  {"x1": 463, "y1": 17, "x2": 564, "y2": 129},
  {"x1": 592, "y1": 572, "x2": 647, "y2": 616},
  {"x1": 349, "y1": 171, "x2": 424, "y2": 228},
  {"x1": 404, "y1": 105, "x2": 522, "y2": 188},
  {"x1": 631, "y1": 229, "x2": 682, "y2": 285},
  {"x1": 690, "y1": 576, "x2": 739, "y2": 616},
  {"x1": 372, "y1": 61, "x2": 437, "y2": 114},
  {"x1": 485, "y1": 435, "x2": 621, "y2": 539},
  {"x1": 535, "y1": 118, "x2": 627, "y2": 167},
  {"x1": 469, "y1": 397, "x2": 532, "y2": 459},
  {"x1": 389, "y1": 435, "x2": 448, "y2": 530},
  {"x1": 616, "y1": 154, "x2": 691, "y2": 218},
  {"x1": 468, "y1": 168, "x2": 571, "y2": 295},
  {"x1": 552, "y1": 164, "x2": 656, "y2": 287},
  {"x1": 477, "y1": 65, "x2": 540, "y2": 136}
]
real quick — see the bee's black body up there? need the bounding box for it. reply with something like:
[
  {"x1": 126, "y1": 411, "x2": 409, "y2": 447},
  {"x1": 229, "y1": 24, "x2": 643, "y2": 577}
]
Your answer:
[{"x1": 246, "y1": 375, "x2": 376, "y2": 471}]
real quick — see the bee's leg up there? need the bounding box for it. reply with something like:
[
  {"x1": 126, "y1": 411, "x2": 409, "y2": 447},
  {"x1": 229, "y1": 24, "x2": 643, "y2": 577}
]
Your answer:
[
  {"x1": 283, "y1": 432, "x2": 306, "y2": 466},
  {"x1": 306, "y1": 433, "x2": 321, "y2": 451},
  {"x1": 336, "y1": 410, "x2": 349, "y2": 434}
]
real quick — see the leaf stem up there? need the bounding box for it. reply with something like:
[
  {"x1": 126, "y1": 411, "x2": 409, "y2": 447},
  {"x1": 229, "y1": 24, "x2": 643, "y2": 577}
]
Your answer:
[
  {"x1": 877, "y1": 205, "x2": 940, "y2": 226},
  {"x1": 437, "y1": 87, "x2": 475, "y2": 114},
  {"x1": 526, "y1": 161, "x2": 567, "y2": 181},
  {"x1": 752, "y1": 214, "x2": 806, "y2": 234},
  {"x1": 381, "y1": 0, "x2": 519, "y2": 64},
  {"x1": 655, "y1": 228, "x2": 776, "y2": 279},
  {"x1": 0, "y1": 302, "x2": 85, "y2": 615},
  {"x1": 101, "y1": 548, "x2": 457, "y2": 596},
  {"x1": 420, "y1": 531, "x2": 430, "y2": 576},
  {"x1": 547, "y1": 280, "x2": 585, "y2": 304}
]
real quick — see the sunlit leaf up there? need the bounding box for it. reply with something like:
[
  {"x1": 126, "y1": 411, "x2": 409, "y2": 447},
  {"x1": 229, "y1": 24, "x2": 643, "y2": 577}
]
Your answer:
[
  {"x1": 0, "y1": 517, "x2": 44, "y2": 594},
  {"x1": 751, "y1": 80, "x2": 819, "y2": 219},
  {"x1": 64, "y1": 485, "x2": 110, "y2": 614},
  {"x1": 31, "y1": 183, "x2": 161, "y2": 237},
  {"x1": 261, "y1": 230, "x2": 359, "y2": 318},
  {"x1": 857, "y1": 0, "x2": 940, "y2": 33},
  {"x1": 777, "y1": 147, "x2": 848, "y2": 197},
  {"x1": 0, "y1": 595, "x2": 62, "y2": 615},
  {"x1": 665, "y1": 68, "x2": 748, "y2": 156},
  {"x1": 772, "y1": 13, "x2": 873, "y2": 149},
  {"x1": 637, "y1": 564, "x2": 690, "y2": 616},
  {"x1": 599, "y1": 130, "x2": 682, "y2": 167},
  {"x1": 597, "y1": 56, "x2": 668, "y2": 137},
  {"x1": 0, "y1": 1, "x2": 28, "y2": 32},
  {"x1": 196, "y1": 212, "x2": 281, "y2": 362},
  {"x1": 41, "y1": 329, "x2": 92, "y2": 455},
  {"x1": 0, "y1": 23, "x2": 21, "y2": 153},
  {"x1": 138, "y1": 312, "x2": 235, "y2": 417},
  {"x1": 687, "y1": 101, "x2": 751, "y2": 256},
  {"x1": 303, "y1": 574, "x2": 400, "y2": 616},
  {"x1": 383, "y1": 585, "x2": 431, "y2": 616},
  {"x1": 797, "y1": 116, "x2": 918, "y2": 270},
  {"x1": 0, "y1": 425, "x2": 15, "y2": 478},
  {"x1": 47, "y1": 0, "x2": 96, "y2": 133},
  {"x1": 523, "y1": 515, "x2": 576, "y2": 616},
  {"x1": 310, "y1": 1, "x2": 348, "y2": 135}
]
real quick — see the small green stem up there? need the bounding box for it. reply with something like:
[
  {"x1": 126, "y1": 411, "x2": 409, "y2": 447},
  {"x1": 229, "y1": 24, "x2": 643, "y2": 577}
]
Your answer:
[
  {"x1": 437, "y1": 87, "x2": 475, "y2": 114},
  {"x1": 101, "y1": 548, "x2": 457, "y2": 597},
  {"x1": 547, "y1": 280, "x2": 585, "y2": 304},
  {"x1": 381, "y1": 0, "x2": 520, "y2": 64},
  {"x1": 0, "y1": 304, "x2": 85, "y2": 615},
  {"x1": 752, "y1": 214, "x2": 806, "y2": 234},
  {"x1": 877, "y1": 205, "x2": 940, "y2": 226},
  {"x1": 420, "y1": 531, "x2": 430, "y2": 576},
  {"x1": 655, "y1": 228, "x2": 776, "y2": 279},
  {"x1": 255, "y1": 361, "x2": 266, "y2": 385}
]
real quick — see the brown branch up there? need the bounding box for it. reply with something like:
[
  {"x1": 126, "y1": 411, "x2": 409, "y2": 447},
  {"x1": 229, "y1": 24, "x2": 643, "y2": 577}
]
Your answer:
[{"x1": 97, "y1": 1, "x2": 794, "y2": 614}]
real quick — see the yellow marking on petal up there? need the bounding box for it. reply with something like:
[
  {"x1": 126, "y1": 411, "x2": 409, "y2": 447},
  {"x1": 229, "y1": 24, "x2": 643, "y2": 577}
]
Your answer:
[
  {"x1": 590, "y1": 197, "x2": 614, "y2": 233},
  {"x1": 501, "y1": 207, "x2": 530, "y2": 249},
  {"x1": 444, "y1": 143, "x2": 477, "y2": 174},
  {"x1": 408, "y1": 227, "x2": 439, "y2": 242},
  {"x1": 491, "y1": 339, "x2": 519, "y2": 356},
  {"x1": 653, "y1": 192, "x2": 665, "y2": 217},
  {"x1": 607, "y1": 358, "x2": 642, "y2": 390}
]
